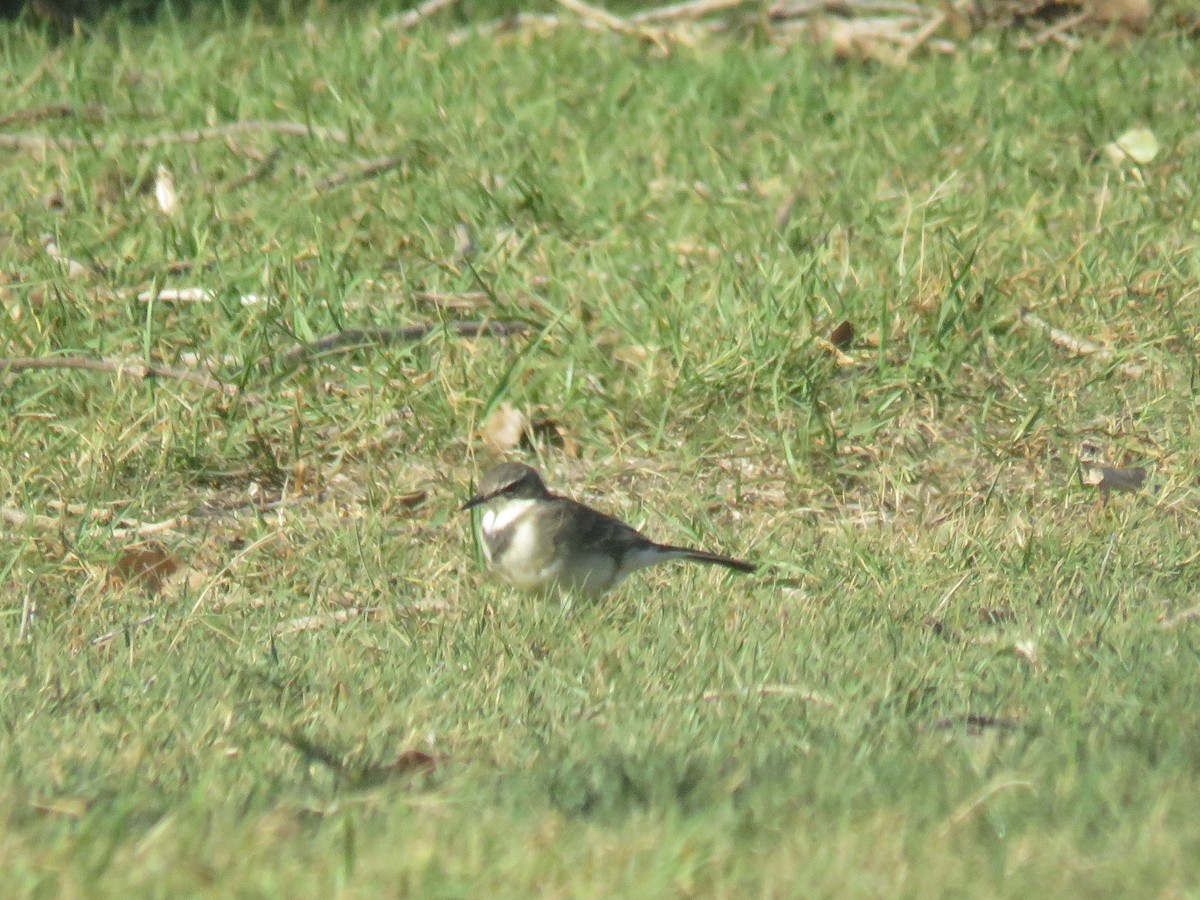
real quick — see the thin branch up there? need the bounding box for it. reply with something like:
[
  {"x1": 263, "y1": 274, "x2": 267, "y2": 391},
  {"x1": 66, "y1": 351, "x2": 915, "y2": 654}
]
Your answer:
[
  {"x1": 311, "y1": 154, "x2": 408, "y2": 191},
  {"x1": 90, "y1": 615, "x2": 156, "y2": 647},
  {"x1": 411, "y1": 289, "x2": 489, "y2": 308},
  {"x1": 0, "y1": 355, "x2": 240, "y2": 395},
  {"x1": 262, "y1": 319, "x2": 530, "y2": 370},
  {"x1": 768, "y1": 0, "x2": 922, "y2": 17},
  {"x1": 895, "y1": 8, "x2": 946, "y2": 61},
  {"x1": 1, "y1": 508, "x2": 56, "y2": 529},
  {"x1": 629, "y1": 0, "x2": 754, "y2": 24},
  {"x1": 942, "y1": 780, "x2": 1035, "y2": 832},
  {"x1": 0, "y1": 119, "x2": 347, "y2": 152},
  {"x1": 1, "y1": 506, "x2": 186, "y2": 537},
  {"x1": 553, "y1": 0, "x2": 670, "y2": 45},
  {"x1": 0, "y1": 102, "x2": 105, "y2": 128},
  {"x1": 1032, "y1": 9, "x2": 1091, "y2": 44}
]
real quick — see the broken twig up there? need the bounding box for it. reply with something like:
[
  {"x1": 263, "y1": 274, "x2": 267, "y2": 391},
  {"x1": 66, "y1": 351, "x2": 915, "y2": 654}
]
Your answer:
[
  {"x1": 311, "y1": 154, "x2": 408, "y2": 191},
  {"x1": 1017, "y1": 309, "x2": 1144, "y2": 378},
  {"x1": 263, "y1": 319, "x2": 530, "y2": 370},
  {"x1": 1, "y1": 506, "x2": 186, "y2": 538},
  {"x1": 0, "y1": 355, "x2": 240, "y2": 395}
]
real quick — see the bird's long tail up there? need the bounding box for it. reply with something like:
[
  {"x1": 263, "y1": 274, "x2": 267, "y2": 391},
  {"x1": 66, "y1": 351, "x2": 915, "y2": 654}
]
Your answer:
[{"x1": 656, "y1": 545, "x2": 757, "y2": 574}]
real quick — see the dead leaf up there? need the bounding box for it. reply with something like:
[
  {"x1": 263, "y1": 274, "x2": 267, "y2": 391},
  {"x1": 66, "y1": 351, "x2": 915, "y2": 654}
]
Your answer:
[
  {"x1": 480, "y1": 402, "x2": 527, "y2": 453},
  {"x1": 107, "y1": 542, "x2": 181, "y2": 595},
  {"x1": 521, "y1": 418, "x2": 579, "y2": 457},
  {"x1": 31, "y1": 796, "x2": 88, "y2": 819},
  {"x1": 392, "y1": 489, "x2": 428, "y2": 510},
  {"x1": 1088, "y1": 0, "x2": 1151, "y2": 29},
  {"x1": 41, "y1": 234, "x2": 89, "y2": 279},
  {"x1": 452, "y1": 221, "x2": 475, "y2": 262},
  {"x1": 977, "y1": 607, "x2": 1016, "y2": 625},
  {"x1": 377, "y1": 749, "x2": 442, "y2": 775},
  {"x1": 612, "y1": 344, "x2": 650, "y2": 368},
  {"x1": 155, "y1": 164, "x2": 180, "y2": 216},
  {"x1": 828, "y1": 320, "x2": 856, "y2": 349},
  {"x1": 1105, "y1": 126, "x2": 1160, "y2": 165},
  {"x1": 1014, "y1": 639, "x2": 1039, "y2": 668}
]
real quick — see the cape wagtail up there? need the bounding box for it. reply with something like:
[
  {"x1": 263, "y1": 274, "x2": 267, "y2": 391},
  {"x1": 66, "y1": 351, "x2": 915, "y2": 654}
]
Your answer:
[{"x1": 461, "y1": 462, "x2": 756, "y2": 597}]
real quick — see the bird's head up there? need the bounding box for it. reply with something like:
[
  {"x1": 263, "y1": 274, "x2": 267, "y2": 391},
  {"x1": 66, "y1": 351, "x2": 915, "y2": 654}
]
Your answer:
[{"x1": 461, "y1": 463, "x2": 549, "y2": 511}]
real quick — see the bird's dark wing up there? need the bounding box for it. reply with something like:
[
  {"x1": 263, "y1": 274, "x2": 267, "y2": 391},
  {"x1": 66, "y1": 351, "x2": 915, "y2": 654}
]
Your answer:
[{"x1": 542, "y1": 498, "x2": 653, "y2": 562}]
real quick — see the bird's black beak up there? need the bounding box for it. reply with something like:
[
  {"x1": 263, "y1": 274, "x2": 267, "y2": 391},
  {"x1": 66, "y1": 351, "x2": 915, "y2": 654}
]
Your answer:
[{"x1": 461, "y1": 489, "x2": 495, "y2": 512}]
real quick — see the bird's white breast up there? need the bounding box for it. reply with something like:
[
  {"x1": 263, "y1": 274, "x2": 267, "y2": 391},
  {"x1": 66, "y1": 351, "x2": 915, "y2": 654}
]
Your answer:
[
  {"x1": 480, "y1": 499, "x2": 536, "y2": 538},
  {"x1": 479, "y1": 499, "x2": 570, "y2": 592}
]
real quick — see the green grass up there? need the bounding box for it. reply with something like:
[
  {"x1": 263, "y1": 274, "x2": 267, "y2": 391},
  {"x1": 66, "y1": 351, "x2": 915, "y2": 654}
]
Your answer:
[{"x1": 3, "y1": 4, "x2": 1200, "y2": 895}]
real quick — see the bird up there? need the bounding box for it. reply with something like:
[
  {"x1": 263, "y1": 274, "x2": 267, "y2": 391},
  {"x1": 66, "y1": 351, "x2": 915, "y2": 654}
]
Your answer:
[{"x1": 461, "y1": 462, "x2": 756, "y2": 597}]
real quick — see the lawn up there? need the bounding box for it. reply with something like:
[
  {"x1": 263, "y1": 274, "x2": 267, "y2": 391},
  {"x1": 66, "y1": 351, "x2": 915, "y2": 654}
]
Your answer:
[{"x1": 2, "y1": 2, "x2": 1199, "y2": 895}]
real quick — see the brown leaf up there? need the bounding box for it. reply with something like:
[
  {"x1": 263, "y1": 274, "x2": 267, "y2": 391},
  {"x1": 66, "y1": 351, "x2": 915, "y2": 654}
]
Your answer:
[
  {"x1": 613, "y1": 344, "x2": 650, "y2": 368},
  {"x1": 1088, "y1": 0, "x2": 1151, "y2": 29},
  {"x1": 30, "y1": 796, "x2": 88, "y2": 819},
  {"x1": 107, "y1": 543, "x2": 181, "y2": 595},
  {"x1": 479, "y1": 402, "x2": 527, "y2": 453},
  {"x1": 828, "y1": 320, "x2": 855, "y2": 349},
  {"x1": 378, "y1": 749, "x2": 442, "y2": 775},
  {"x1": 977, "y1": 607, "x2": 1016, "y2": 625},
  {"x1": 393, "y1": 489, "x2": 428, "y2": 510},
  {"x1": 521, "y1": 418, "x2": 579, "y2": 457}
]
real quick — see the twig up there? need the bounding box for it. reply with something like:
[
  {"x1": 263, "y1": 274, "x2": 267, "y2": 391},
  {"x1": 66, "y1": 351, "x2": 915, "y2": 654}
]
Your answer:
[
  {"x1": 929, "y1": 571, "x2": 971, "y2": 621},
  {"x1": 0, "y1": 119, "x2": 347, "y2": 151},
  {"x1": 111, "y1": 516, "x2": 187, "y2": 538},
  {"x1": 1, "y1": 505, "x2": 186, "y2": 537},
  {"x1": 554, "y1": 0, "x2": 670, "y2": 45},
  {"x1": 768, "y1": 0, "x2": 922, "y2": 16},
  {"x1": 0, "y1": 355, "x2": 240, "y2": 396},
  {"x1": 411, "y1": 289, "x2": 489, "y2": 308},
  {"x1": 895, "y1": 9, "x2": 945, "y2": 61},
  {"x1": 1, "y1": 507, "x2": 57, "y2": 529},
  {"x1": 136, "y1": 287, "x2": 215, "y2": 303},
  {"x1": 1032, "y1": 9, "x2": 1090, "y2": 44},
  {"x1": 311, "y1": 154, "x2": 408, "y2": 191},
  {"x1": 386, "y1": 0, "x2": 464, "y2": 28},
  {"x1": 629, "y1": 0, "x2": 753, "y2": 24},
  {"x1": 262, "y1": 320, "x2": 530, "y2": 370},
  {"x1": 776, "y1": 14, "x2": 920, "y2": 38},
  {"x1": 89, "y1": 615, "x2": 156, "y2": 647},
  {"x1": 224, "y1": 145, "x2": 283, "y2": 190},
  {"x1": 0, "y1": 103, "x2": 105, "y2": 128},
  {"x1": 1017, "y1": 309, "x2": 1144, "y2": 378},
  {"x1": 18, "y1": 592, "x2": 34, "y2": 642},
  {"x1": 14, "y1": 48, "x2": 62, "y2": 98},
  {"x1": 941, "y1": 780, "x2": 1035, "y2": 832}
]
